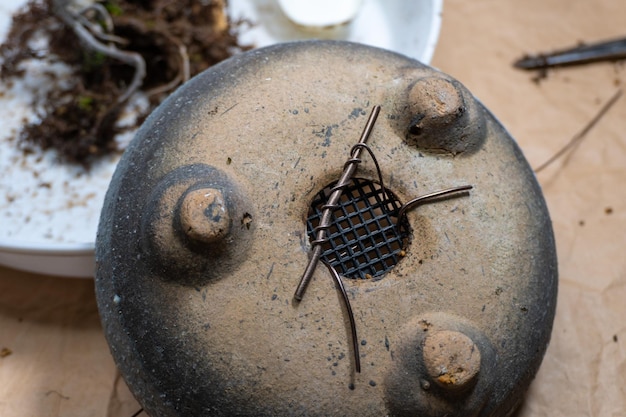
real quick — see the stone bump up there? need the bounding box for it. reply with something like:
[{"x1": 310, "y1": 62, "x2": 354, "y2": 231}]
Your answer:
[
  {"x1": 179, "y1": 187, "x2": 231, "y2": 244},
  {"x1": 405, "y1": 75, "x2": 487, "y2": 154},
  {"x1": 422, "y1": 330, "x2": 481, "y2": 392}
]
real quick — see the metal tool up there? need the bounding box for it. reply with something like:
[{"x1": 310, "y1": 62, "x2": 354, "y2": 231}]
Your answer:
[{"x1": 514, "y1": 36, "x2": 626, "y2": 69}]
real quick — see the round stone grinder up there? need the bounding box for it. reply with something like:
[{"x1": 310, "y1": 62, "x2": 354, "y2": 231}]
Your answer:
[{"x1": 95, "y1": 40, "x2": 558, "y2": 417}]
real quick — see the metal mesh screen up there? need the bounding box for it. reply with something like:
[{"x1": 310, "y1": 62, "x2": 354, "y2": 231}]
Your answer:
[{"x1": 307, "y1": 178, "x2": 409, "y2": 280}]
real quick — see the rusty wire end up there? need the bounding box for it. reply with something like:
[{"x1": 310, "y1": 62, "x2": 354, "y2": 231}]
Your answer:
[
  {"x1": 294, "y1": 105, "x2": 381, "y2": 301},
  {"x1": 397, "y1": 185, "x2": 473, "y2": 221},
  {"x1": 325, "y1": 263, "x2": 361, "y2": 373}
]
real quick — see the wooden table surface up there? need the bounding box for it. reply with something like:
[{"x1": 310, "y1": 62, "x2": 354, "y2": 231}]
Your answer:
[{"x1": 1, "y1": 0, "x2": 625, "y2": 416}]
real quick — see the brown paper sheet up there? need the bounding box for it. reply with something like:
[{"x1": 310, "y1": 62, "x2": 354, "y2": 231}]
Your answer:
[
  {"x1": 433, "y1": 1, "x2": 626, "y2": 416},
  {"x1": 1, "y1": 0, "x2": 625, "y2": 415}
]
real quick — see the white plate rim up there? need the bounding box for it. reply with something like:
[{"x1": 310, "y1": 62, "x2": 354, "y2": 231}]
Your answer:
[
  {"x1": 0, "y1": 238, "x2": 94, "y2": 254},
  {"x1": 0, "y1": 0, "x2": 443, "y2": 275}
]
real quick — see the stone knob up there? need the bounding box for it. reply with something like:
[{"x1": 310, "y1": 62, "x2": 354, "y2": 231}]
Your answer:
[
  {"x1": 179, "y1": 187, "x2": 230, "y2": 244},
  {"x1": 422, "y1": 330, "x2": 481, "y2": 392}
]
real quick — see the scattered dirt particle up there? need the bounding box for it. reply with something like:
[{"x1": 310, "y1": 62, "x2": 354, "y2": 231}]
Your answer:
[
  {"x1": 418, "y1": 319, "x2": 432, "y2": 331},
  {"x1": 531, "y1": 67, "x2": 549, "y2": 84},
  {"x1": 0, "y1": 347, "x2": 12, "y2": 358},
  {"x1": 605, "y1": 207, "x2": 613, "y2": 215},
  {"x1": 241, "y1": 212, "x2": 252, "y2": 229},
  {"x1": 437, "y1": 373, "x2": 457, "y2": 385}
]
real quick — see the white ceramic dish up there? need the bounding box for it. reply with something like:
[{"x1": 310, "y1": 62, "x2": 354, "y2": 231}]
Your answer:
[
  {"x1": 229, "y1": 0, "x2": 443, "y2": 64},
  {"x1": 0, "y1": 0, "x2": 443, "y2": 278}
]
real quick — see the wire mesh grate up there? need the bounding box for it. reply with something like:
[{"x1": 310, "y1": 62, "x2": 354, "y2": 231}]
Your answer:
[{"x1": 307, "y1": 178, "x2": 409, "y2": 280}]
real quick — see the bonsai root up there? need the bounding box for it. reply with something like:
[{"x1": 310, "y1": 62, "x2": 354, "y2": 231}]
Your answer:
[{"x1": 0, "y1": 0, "x2": 248, "y2": 166}]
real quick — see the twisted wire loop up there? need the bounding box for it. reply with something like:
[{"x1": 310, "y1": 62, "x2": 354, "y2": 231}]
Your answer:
[
  {"x1": 349, "y1": 142, "x2": 391, "y2": 212},
  {"x1": 294, "y1": 105, "x2": 381, "y2": 302},
  {"x1": 310, "y1": 142, "x2": 389, "y2": 247},
  {"x1": 308, "y1": 222, "x2": 331, "y2": 247}
]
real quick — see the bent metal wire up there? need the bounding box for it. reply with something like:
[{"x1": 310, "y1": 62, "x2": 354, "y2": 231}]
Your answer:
[
  {"x1": 294, "y1": 105, "x2": 473, "y2": 374},
  {"x1": 307, "y1": 177, "x2": 409, "y2": 280}
]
